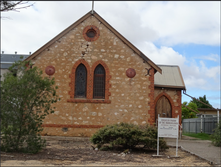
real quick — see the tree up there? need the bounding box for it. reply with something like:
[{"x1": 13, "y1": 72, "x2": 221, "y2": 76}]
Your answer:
[
  {"x1": 182, "y1": 101, "x2": 199, "y2": 120},
  {"x1": 190, "y1": 95, "x2": 213, "y2": 109},
  {"x1": 1, "y1": 1, "x2": 34, "y2": 18},
  {"x1": 0, "y1": 58, "x2": 59, "y2": 153}
]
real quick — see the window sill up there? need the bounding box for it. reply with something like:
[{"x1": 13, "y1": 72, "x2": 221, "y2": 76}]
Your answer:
[{"x1": 67, "y1": 99, "x2": 111, "y2": 103}]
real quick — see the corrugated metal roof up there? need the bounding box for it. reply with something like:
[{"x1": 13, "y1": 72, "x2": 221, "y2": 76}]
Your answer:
[
  {"x1": 1, "y1": 54, "x2": 29, "y2": 62},
  {"x1": 154, "y1": 65, "x2": 186, "y2": 90},
  {"x1": 0, "y1": 54, "x2": 29, "y2": 69}
]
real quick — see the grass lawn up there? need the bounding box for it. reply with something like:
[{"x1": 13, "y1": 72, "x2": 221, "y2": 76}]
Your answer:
[{"x1": 182, "y1": 132, "x2": 212, "y2": 140}]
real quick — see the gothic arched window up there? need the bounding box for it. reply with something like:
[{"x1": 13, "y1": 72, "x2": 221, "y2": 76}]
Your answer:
[
  {"x1": 93, "y1": 64, "x2": 105, "y2": 99},
  {"x1": 75, "y1": 64, "x2": 87, "y2": 98}
]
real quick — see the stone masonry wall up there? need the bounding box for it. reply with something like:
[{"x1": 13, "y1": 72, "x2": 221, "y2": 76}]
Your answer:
[{"x1": 32, "y1": 15, "x2": 154, "y2": 137}]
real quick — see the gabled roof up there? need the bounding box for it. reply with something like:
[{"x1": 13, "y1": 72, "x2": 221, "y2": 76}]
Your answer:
[
  {"x1": 24, "y1": 10, "x2": 162, "y2": 74},
  {"x1": 154, "y1": 65, "x2": 186, "y2": 90}
]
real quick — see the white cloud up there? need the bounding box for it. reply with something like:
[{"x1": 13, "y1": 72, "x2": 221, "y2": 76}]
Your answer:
[
  {"x1": 1, "y1": 1, "x2": 92, "y2": 54},
  {"x1": 194, "y1": 54, "x2": 220, "y2": 62},
  {"x1": 140, "y1": 1, "x2": 220, "y2": 46},
  {"x1": 138, "y1": 42, "x2": 220, "y2": 91},
  {"x1": 93, "y1": 1, "x2": 159, "y2": 46},
  {"x1": 200, "y1": 61, "x2": 220, "y2": 81},
  {"x1": 139, "y1": 42, "x2": 186, "y2": 66},
  {"x1": 1, "y1": 1, "x2": 220, "y2": 94},
  {"x1": 1, "y1": 1, "x2": 219, "y2": 55}
]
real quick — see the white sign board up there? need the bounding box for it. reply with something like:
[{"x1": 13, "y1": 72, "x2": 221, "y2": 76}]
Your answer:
[{"x1": 158, "y1": 117, "x2": 179, "y2": 138}]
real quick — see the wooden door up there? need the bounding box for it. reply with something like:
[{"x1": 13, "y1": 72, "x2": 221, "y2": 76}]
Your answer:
[{"x1": 155, "y1": 96, "x2": 172, "y2": 121}]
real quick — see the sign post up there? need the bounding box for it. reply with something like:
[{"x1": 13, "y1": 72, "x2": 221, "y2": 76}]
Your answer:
[{"x1": 154, "y1": 115, "x2": 179, "y2": 157}]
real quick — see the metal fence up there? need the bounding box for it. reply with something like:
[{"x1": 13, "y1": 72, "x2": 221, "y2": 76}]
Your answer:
[{"x1": 182, "y1": 116, "x2": 221, "y2": 134}]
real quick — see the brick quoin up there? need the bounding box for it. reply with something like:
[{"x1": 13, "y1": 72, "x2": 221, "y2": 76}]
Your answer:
[
  {"x1": 148, "y1": 67, "x2": 155, "y2": 125},
  {"x1": 176, "y1": 90, "x2": 182, "y2": 126},
  {"x1": 68, "y1": 59, "x2": 111, "y2": 103}
]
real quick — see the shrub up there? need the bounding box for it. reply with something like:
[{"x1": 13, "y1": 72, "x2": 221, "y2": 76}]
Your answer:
[
  {"x1": 0, "y1": 59, "x2": 59, "y2": 153},
  {"x1": 211, "y1": 123, "x2": 221, "y2": 147},
  {"x1": 90, "y1": 122, "x2": 168, "y2": 150}
]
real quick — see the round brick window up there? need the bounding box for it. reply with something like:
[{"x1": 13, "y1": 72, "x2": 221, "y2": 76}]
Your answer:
[
  {"x1": 86, "y1": 29, "x2": 96, "y2": 38},
  {"x1": 83, "y1": 25, "x2": 100, "y2": 42}
]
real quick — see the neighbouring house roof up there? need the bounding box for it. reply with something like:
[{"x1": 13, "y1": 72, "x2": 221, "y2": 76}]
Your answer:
[
  {"x1": 154, "y1": 65, "x2": 186, "y2": 90},
  {"x1": 198, "y1": 108, "x2": 221, "y2": 111},
  {"x1": 197, "y1": 108, "x2": 220, "y2": 117},
  {"x1": 0, "y1": 53, "x2": 29, "y2": 69},
  {"x1": 24, "y1": 10, "x2": 162, "y2": 74}
]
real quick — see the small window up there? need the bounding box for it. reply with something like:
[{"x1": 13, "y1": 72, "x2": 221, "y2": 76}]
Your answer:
[
  {"x1": 75, "y1": 64, "x2": 87, "y2": 98},
  {"x1": 86, "y1": 29, "x2": 96, "y2": 38},
  {"x1": 83, "y1": 25, "x2": 100, "y2": 42},
  {"x1": 93, "y1": 64, "x2": 105, "y2": 99}
]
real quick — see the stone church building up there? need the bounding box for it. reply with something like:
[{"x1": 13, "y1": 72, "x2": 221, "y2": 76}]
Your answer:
[{"x1": 24, "y1": 11, "x2": 186, "y2": 137}]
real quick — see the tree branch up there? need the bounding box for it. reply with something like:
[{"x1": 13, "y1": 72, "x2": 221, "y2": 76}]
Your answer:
[
  {"x1": 28, "y1": 90, "x2": 51, "y2": 116},
  {"x1": 0, "y1": 1, "x2": 34, "y2": 12},
  {"x1": 182, "y1": 104, "x2": 199, "y2": 113}
]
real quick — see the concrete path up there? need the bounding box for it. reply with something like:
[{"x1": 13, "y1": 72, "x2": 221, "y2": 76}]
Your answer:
[{"x1": 165, "y1": 136, "x2": 221, "y2": 165}]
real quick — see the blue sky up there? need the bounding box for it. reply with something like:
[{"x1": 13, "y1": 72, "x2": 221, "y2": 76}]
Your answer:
[
  {"x1": 1, "y1": 1, "x2": 220, "y2": 108},
  {"x1": 172, "y1": 44, "x2": 220, "y2": 106}
]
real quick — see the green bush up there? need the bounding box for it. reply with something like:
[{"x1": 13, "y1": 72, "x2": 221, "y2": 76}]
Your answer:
[
  {"x1": 0, "y1": 59, "x2": 59, "y2": 154},
  {"x1": 211, "y1": 123, "x2": 221, "y2": 147},
  {"x1": 90, "y1": 122, "x2": 168, "y2": 150}
]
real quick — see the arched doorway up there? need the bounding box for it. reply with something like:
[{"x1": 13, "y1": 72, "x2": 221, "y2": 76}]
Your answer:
[{"x1": 155, "y1": 95, "x2": 172, "y2": 121}]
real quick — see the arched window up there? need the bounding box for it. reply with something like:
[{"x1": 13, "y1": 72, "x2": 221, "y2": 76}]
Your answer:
[
  {"x1": 93, "y1": 64, "x2": 105, "y2": 99},
  {"x1": 68, "y1": 60, "x2": 111, "y2": 103},
  {"x1": 75, "y1": 64, "x2": 87, "y2": 98}
]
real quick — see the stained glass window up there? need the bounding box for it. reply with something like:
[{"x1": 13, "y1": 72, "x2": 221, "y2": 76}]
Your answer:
[
  {"x1": 75, "y1": 64, "x2": 87, "y2": 98},
  {"x1": 93, "y1": 64, "x2": 105, "y2": 99}
]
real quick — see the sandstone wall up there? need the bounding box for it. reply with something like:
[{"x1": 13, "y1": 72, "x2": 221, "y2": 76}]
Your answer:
[{"x1": 32, "y1": 15, "x2": 154, "y2": 137}]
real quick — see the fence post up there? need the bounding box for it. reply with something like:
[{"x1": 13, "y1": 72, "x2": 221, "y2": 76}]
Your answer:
[
  {"x1": 218, "y1": 110, "x2": 219, "y2": 124},
  {"x1": 195, "y1": 119, "x2": 197, "y2": 133},
  {"x1": 213, "y1": 118, "x2": 215, "y2": 133},
  {"x1": 189, "y1": 120, "x2": 190, "y2": 133},
  {"x1": 201, "y1": 115, "x2": 203, "y2": 133}
]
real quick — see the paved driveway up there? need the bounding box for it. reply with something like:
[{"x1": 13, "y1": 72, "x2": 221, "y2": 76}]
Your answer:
[{"x1": 165, "y1": 137, "x2": 221, "y2": 165}]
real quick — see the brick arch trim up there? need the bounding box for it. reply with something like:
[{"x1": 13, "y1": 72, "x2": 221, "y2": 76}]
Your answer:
[
  {"x1": 91, "y1": 60, "x2": 111, "y2": 100},
  {"x1": 69, "y1": 59, "x2": 91, "y2": 99},
  {"x1": 154, "y1": 92, "x2": 174, "y2": 120}
]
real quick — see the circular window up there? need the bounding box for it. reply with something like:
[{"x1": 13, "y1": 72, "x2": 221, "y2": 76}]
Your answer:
[
  {"x1": 86, "y1": 29, "x2": 96, "y2": 38},
  {"x1": 83, "y1": 25, "x2": 100, "y2": 42}
]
